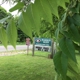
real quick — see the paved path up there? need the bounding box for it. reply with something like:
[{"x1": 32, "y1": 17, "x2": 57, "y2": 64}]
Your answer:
[{"x1": 0, "y1": 45, "x2": 33, "y2": 52}]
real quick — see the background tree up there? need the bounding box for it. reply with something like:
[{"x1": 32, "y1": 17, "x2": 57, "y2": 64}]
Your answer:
[
  {"x1": 14, "y1": 16, "x2": 30, "y2": 42},
  {"x1": 40, "y1": 19, "x2": 55, "y2": 38},
  {"x1": 0, "y1": 6, "x2": 8, "y2": 19}
]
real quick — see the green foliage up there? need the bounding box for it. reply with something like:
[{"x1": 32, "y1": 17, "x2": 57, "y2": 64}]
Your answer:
[
  {"x1": 59, "y1": 37, "x2": 76, "y2": 62},
  {"x1": 54, "y1": 0, "x2": 80, "y2": 79},
  {"x1": 0, "y1": 26, "x2": 8, "y2": 48},
  {"x1": 1, "y1": 0, "x2": 80, "y2": 80},
  {"x1": 9, "y1": 0, "x2": 69, "y2": 39},
  {"x1": 54, "y1": 51, "x2": 68, "y2": 79},
  {"x1": 67, "y1": 59, "x2": 79, "y2": 77},
  {"x1": 0, "y1": 6, "x2": 8, "y2": 19},
  {"x1": 72, "y1": 14, "x2": 80, "y2": 26},
  {"x1": 69, "y1": 23, "x2": 80, "y2": 43},
  {"x1": 18, "y1": 11, "x2": 32, "y2": 38},
  {"x1": 0, "y1": 6, "x2": 10, "y2": 47},
  {"x1": 9, "y1": 2, "x2": 24, "y2": 12},
  {"x1": 40, "y1": 20, "x2": 54, "y2": 38},
  {"x1": 6, "y1": 18, "x2": 17, "y2": 48}
]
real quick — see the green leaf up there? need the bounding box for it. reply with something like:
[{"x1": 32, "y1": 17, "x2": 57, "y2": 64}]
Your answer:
[
  {"x1": 9, "y1": 0, "x2": 69, "y2": 37},
  {"x1": 68, "y1": 59, "x2": 78, "y2": 74},
  {"x1": 66, "y1": 38, "x2": 77, "y2": 62},
  {"x1": 59, "y1": 37, "x2": 77, "y2": 62},
  {"x1": 73, "y1": 42, "x2": 80, "y2": 53},
  {"x1": 67, "y1": 59, "x2": 79, "y2": 79},
  {"x1": 70, "y1": 3, "x2": 80, "y2": 14},
  {"x1": 31, "y1": 0, "x2": 69, "y2": 23},
  {"x1": 9, "y1": 0, "x2": 69, "y2": 33},
  {"x1": 69, "y1": 24, "x2": 80, "y2": 43},
  {"x1": 47, "y1": 0, "x2": 58, "y2": 17},
  {"x1": 67, "y1": 16, "x2": 74, "y2": 24},
  {"x1": 6, "y1": 18, "x2": 17, "y2": 48},
  {"x1": 68, "y1": 30, "x2": 80, "y2": 43},
  {"x1": 55, "y1": 28, "x2": 59, "y2": 40},
  {"x1": 58, "y1": 0, "x2": 69, "y2": 9},
  {"x1": 9, "y1": 2, "x2": 24, "y2": 12},
  {"x1": 41, "y1": 30, "x2": 50, "y2": 38},
  {"x1": 55, "y1": 13, "x2": 67, "y2": 40},
  {"x1": 53, "y1": 51, "x2": 68, "y2": 78},
  {"x1": 0, "y1": 27, "x2": 8, "y2": 48},
  {"x1": 63, "y1": 31, "x2": 72, "y2": 38},
  {"x1": 31, "y1": 0, "x2": 53, "y2": 25},
  {"x1": 9, "y1": 0, "x2": 69, "y2": 18},
  {"x1": 61, "y1": 53, "x2": 68, "y2": 77},
  {"x1": 72, "y1": 14, "x2": 80, "y2": 26},
  {"x1": 58, "y1": 21, "x2": 63, "y2": 33},
  {"x1": 0, "y1": 16, "x2": 11, "y2": 23},
  {"x1": 25, "y1": 5, "x2": 40, "y2": 34},
  {"x1": 39, "y1": 0, "x2": 53, "y2": 24},
  {"x1": 30, "y1": 3, "x2": 42, "y2": 34},
  {"x1": 66, "y1": 76, "x2": 72, "y2": 80},
  {"x1": 18, "y1": 12, "x2": 32, "y2": 38},
  {"x1": 57, "y1": 13, "x2": 67, "y2": 34}
]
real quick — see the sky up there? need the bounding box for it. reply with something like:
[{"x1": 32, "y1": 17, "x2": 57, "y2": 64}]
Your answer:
[
  {"x1": 0, "y1": 0, "x2": 35, "y2": 16},
  {"x1": 0, "y1": 0, "x2": 18, "y2": 16}
]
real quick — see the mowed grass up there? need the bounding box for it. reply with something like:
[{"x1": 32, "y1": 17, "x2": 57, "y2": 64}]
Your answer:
[
  {"x1": 0, "y1": 51, "x2": 55, "y2": 80},
  {"x1": 0, "y1": 51, "x2": 80, "y2": 80}
]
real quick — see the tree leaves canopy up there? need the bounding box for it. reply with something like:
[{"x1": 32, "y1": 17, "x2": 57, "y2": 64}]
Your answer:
[{"x1": 1, "y1": 0, "x2": 80, "y2": 80}]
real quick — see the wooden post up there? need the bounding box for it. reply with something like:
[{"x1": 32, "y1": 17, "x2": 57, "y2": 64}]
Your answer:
[
  {"x1": 26, "y1": 38, "x2": 30, "y2": 55},
  {"x1": 48, "y1": 39, "x2": 54, "y2": 59},
  {"x1": 32, "y1": 37, "x2": 35, "y2": 56},
  {"x1": 51, "y1": 39, "x2": 54, "y2": 58},
  {"x1": 27, "y1": 45, "x2": 29, "y2": 55}
]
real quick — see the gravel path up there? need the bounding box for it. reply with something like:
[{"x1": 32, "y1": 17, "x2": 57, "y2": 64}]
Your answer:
[{"x1": 0, "y1": 50, "x2": 32, "y2": 56}]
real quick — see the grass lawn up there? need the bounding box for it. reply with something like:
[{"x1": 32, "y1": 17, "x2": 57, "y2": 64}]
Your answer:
[
  {"x1": 0, "y1": 51, "x2": 55, "y2": 80},
  {"x1": 0, "y1": 51, "x2": 80, "y2": 80}
]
